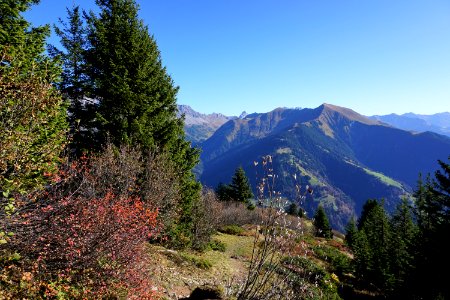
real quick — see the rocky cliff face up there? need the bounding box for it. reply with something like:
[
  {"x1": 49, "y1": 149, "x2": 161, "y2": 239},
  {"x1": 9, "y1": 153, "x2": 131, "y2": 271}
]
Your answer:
[{"x1": 177, "y1": 104, "x2": 235, "y2": 144}]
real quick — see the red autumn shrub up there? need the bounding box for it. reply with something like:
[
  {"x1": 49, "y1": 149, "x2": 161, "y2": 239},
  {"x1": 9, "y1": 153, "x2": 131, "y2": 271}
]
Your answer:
[{"x1": 5, "y1": 144, "x2": 165, "y2": 299}]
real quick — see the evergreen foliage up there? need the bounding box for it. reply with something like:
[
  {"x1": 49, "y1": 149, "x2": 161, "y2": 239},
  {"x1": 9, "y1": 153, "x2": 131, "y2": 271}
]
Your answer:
[
  {"x1": 388, "y1": 198, "x2": 417, "y2": 295},
  {"x1": 85, "y1": 0, "x2": 183, "y2": 151},
  {"x1": 50, "y1": 5, "x2": 95, "y2": 153},
  {"x1": 53, "y1": 0, "x2": 202, "y2": 248},
  {"x1": 216, "y1": 182, "x2": 234, "y2": 201},
  {"x1": 216, "y1": 167, "x2": 254, "y2": 204},
  {"x1": 229, "y1": 166, "x2": 254, "y2": 203},
  {"x1": 354, "y1": 199, "x2": 392, "y2": 291},
  {"x1": 0, "y1": 0, "x2": 68, "y2": 193},
  {"x1": 412, "y1": 158, "x2": 450, "y2": 299},
  {"x1": 313, "y1": 205, "x2": 333, "y2": 239},
  {"x1": 344, "y1": 217, "x2": 357, "y2": 249},
  {"x1": 287, "y1": 202, "x2": 299, "y2": 216}
]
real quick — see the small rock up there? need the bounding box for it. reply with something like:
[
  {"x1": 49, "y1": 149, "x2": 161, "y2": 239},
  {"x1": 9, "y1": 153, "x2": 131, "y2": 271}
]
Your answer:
[{"x1": 181, "y1": 284, "x2": 225, "y2": 300}]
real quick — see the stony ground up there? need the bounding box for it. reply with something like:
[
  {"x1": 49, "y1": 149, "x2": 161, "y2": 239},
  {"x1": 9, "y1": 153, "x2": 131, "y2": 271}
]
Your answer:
[{"x1": 147, "y1": 232, "x2": 255, "y2": 299}]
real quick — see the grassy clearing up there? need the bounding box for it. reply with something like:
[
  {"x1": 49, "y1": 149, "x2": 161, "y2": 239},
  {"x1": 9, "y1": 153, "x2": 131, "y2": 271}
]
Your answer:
[{"x1": 363, "y1": 168, "x2": 403, "y2": 189}]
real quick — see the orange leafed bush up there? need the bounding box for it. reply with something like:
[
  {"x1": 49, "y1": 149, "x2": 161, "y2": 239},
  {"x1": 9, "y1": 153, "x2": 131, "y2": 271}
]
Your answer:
[{"x1": 4, "y1": 145, "x2": 164, "y2": 299}]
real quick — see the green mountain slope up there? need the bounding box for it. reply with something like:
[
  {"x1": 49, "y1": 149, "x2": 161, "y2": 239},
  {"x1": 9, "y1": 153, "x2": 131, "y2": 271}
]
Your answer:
[{"x1": 200, "y1": 104, "x2": 450, "y2": 230}]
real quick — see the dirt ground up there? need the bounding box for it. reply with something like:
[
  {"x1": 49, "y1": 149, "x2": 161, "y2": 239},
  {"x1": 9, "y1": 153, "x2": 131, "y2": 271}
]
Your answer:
[{"x1": 147, "y1": 233, "x2": 254, "y2": 299}]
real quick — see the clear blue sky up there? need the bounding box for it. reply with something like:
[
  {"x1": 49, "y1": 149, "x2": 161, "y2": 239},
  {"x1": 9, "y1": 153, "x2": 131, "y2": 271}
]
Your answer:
[{"x1": 25, "y1": 0, "x2": 450, "y2": 116}]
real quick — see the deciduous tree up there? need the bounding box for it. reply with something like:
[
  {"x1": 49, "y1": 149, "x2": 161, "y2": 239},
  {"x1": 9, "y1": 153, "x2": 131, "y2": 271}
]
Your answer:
[{"x1": 0, "y1": 0, "x2": 68, "y2": 194}]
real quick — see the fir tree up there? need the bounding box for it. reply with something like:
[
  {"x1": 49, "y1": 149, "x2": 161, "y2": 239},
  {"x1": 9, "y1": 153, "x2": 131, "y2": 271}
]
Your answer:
[
  {"x1": 355, "y1": 199, "x2": 392, "y2": 291},
  {"x1": 230, "y1": 166, "x2": 254, "y2": 203},
  {"x1": 79, "y1": 0, "x2": 201, "y2": 248},
  {"x1": 313, "y1": 205, "x2": 333, "y2": 239},
  {"x1": 50, "y1": 5, "x2": 95, "y2": 153},
  {"x1": 85, "y1": 0, "x2": 183, "y2": 151},
  {"x1": 389, "y1": 198, "x2": 417, "y2": 295},
  {"x1": 412, "y1": 158, "x2": 450, "y2": 299},
  {"x1": 344, "y1": 217, "x2": 357, "y2": 249},
  {"x1": 287, "y1": 202, "x2": 299, "y2": 216},
  {"x1": 216, "y1": 182, "x2": 233, "y2": 202},
  {"x1": 53, "y1": 0, "x2": 201, "y2": 248}
]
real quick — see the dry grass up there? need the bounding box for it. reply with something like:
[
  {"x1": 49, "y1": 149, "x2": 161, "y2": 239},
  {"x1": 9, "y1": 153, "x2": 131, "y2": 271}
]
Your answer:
[{"x1": 146, "y1": 232, "x2": 254, "y2": 299}]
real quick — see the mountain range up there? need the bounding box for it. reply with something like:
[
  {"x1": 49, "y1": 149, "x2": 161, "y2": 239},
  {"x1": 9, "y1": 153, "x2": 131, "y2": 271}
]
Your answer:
[
  {"x1": 370, "y1": 112, "x2": 450, "y2": 137},
  {"x1": 179, "y1": 104, "x2": 450, "y2": 230},
  {"x1": 177, "y1": 105, "x2": 240, "y2": 144}
]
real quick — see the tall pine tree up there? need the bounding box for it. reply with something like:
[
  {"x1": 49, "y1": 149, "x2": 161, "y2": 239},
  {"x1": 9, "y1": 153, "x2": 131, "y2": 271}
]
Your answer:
[
  {"x1": 389, "y1": 198, "x2": 417, "y2": 296},
  {"x1": 412, "y1": 159, "x2": 450, "y2": 299},
  {"x1": 344, "y1": 217, "x2": 357, "y2": 249},
  {"x1": 54, "y1": 0, "x2": 201, "y2": 248},
  {"x1": 355, "y1": 199, "x2": 392, "y2": 291},
  {"x1": 50, "y1": 5, "x2": 95, "y2": 153},
  {"x1": 85, "y1": 0, "x2": 183, "y2": 150},
  {"x1": 230, "y1": 166, "x2": 254, "y2": 203}
]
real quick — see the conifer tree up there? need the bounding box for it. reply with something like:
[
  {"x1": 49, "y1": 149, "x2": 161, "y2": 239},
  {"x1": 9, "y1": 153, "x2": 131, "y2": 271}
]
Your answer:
[
  {"x1": 0, "y1": 0, "x2": 68, "y2": 193},
  {"x1": 85, "y1": 0, "x2": 183, "y2": 151},
  {"x1": 344, "y1": 217, "x2": 357, "y2": 249},
  {"x1": 230, "y1": 166, "x2": 254, "y2": 203},
  {"x1": 50, "y1": 5, "x2": 95, "y2": 153},
  {"x1": 389, "y1": 198, "x2": 417, "y2": 294},
  {"x1": 355, "y1": 199, "x2": 392, "y2": 291},
  {"x1": 55, "y1": 0, "x2": 202, "y2": 248},
  {"x1": 287, "y1": 202, "x2": 299, "y2": 216},
  {"x1": 412, "y1": 158, "x2": 450, "y2": 299},
  {"x1": 216, "y1": 182, "x2": 233, "y2": 201},
  {"x1": 313, "y1": 205, "x2": 333, "y2": 239}
]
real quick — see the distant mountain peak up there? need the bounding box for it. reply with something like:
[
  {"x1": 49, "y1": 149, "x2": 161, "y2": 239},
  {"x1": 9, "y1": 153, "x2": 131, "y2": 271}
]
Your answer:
[
  {"x1": 320, "y1": 103, "x2": 381, "y2": 126},
  {"x1": 239, "y1": 111, "x2": 248, "y2": 119},
  {"x1": 370, "y1": 111, "x2": 450, "y2": 137},
  {"x1": 177, "y1": 104, "x2": 235, "y2": 143}
]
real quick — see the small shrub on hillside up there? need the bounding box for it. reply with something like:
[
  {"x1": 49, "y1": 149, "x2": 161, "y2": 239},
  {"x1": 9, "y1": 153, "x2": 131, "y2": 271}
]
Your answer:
[
  {"x1": 180, "y1": 253, "x2": 212, "y2": 270},
  {"x1": 219, "y1": 225, "x2": 245, "y2": 236},
  {"x1": 280, "y1": 256, "x2": 341, "y2": 299},
  {"x1": 3, "y1": 144, "x2": 169, "y2": 298},
  {"x1": 312, "y1": 245, "x2": 353, "y2": 276},
  {"x1": 208, "y1": 239, "x2": 226, "y2": 252},
  {"x1": 191, "y1": 188, "x2": 222, "y2": 251},
  {"x1": 217, "y1": 201, "x2": 261, "y2": 226}
]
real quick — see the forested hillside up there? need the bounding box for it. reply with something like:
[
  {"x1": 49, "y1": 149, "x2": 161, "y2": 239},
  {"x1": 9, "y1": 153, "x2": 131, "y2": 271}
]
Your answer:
[{"x1": 200, "y1": 104, "x2": 450, "y2": 229}]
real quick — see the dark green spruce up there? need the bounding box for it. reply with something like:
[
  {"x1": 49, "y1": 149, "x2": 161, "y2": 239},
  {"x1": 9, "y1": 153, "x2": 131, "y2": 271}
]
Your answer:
[
  {"x1": 55, "y1": 0, "x2": 201, "y2": 248},
  {"x1": 50, "y1": 5, "x2": 95, "y2": 153},
  {"x1": 354, "y1": 199, "x2": 392, "y2": 291},
  {"x1": 412, "y1": 158, "x2": 450, "y2": 299},
  {"x1": 230, "y1": 166, "x2": 254, "y2": 203},
  {"x1": 313, "y1": 205, "x2": 333, "y2": 239}
]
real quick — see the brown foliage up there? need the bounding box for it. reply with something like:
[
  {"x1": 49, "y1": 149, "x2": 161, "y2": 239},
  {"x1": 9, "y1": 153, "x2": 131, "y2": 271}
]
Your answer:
[
  {"x1": 1, "y1": 144, "x2": 182, "y2": 298},
  {"x1": 0, "y1": 50, "x2": 67, "y2": 193}
]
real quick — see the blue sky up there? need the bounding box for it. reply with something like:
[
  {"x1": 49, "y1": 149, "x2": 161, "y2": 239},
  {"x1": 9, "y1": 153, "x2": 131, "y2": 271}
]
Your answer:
[{"x1": 25, "y1": 0, "x2": 450, "y2": 116}]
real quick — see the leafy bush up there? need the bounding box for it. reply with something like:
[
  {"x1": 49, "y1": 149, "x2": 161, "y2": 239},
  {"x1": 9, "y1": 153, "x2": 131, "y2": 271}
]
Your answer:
[
  {"x1": 191, "y1": 188, "x2": 222, "y2": 251},
  {"x1": 219, "y1": 225, "x2": 245, "y2": 236},
  {"x1": 3, "y1": 144, "x2": 168, "y2": 298},
  {"x1": 208, "y1": 239, "x2": 226, "y2": 252},
  {"x1": 281, "y1": 256, "x2": 341, "y2": 299},
  {"x1": 180, "y1": 253, "x2": 212, "y2": 270},
  {"x1": 312, "y1": 245, "x2": 353, "y2": 276}
]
